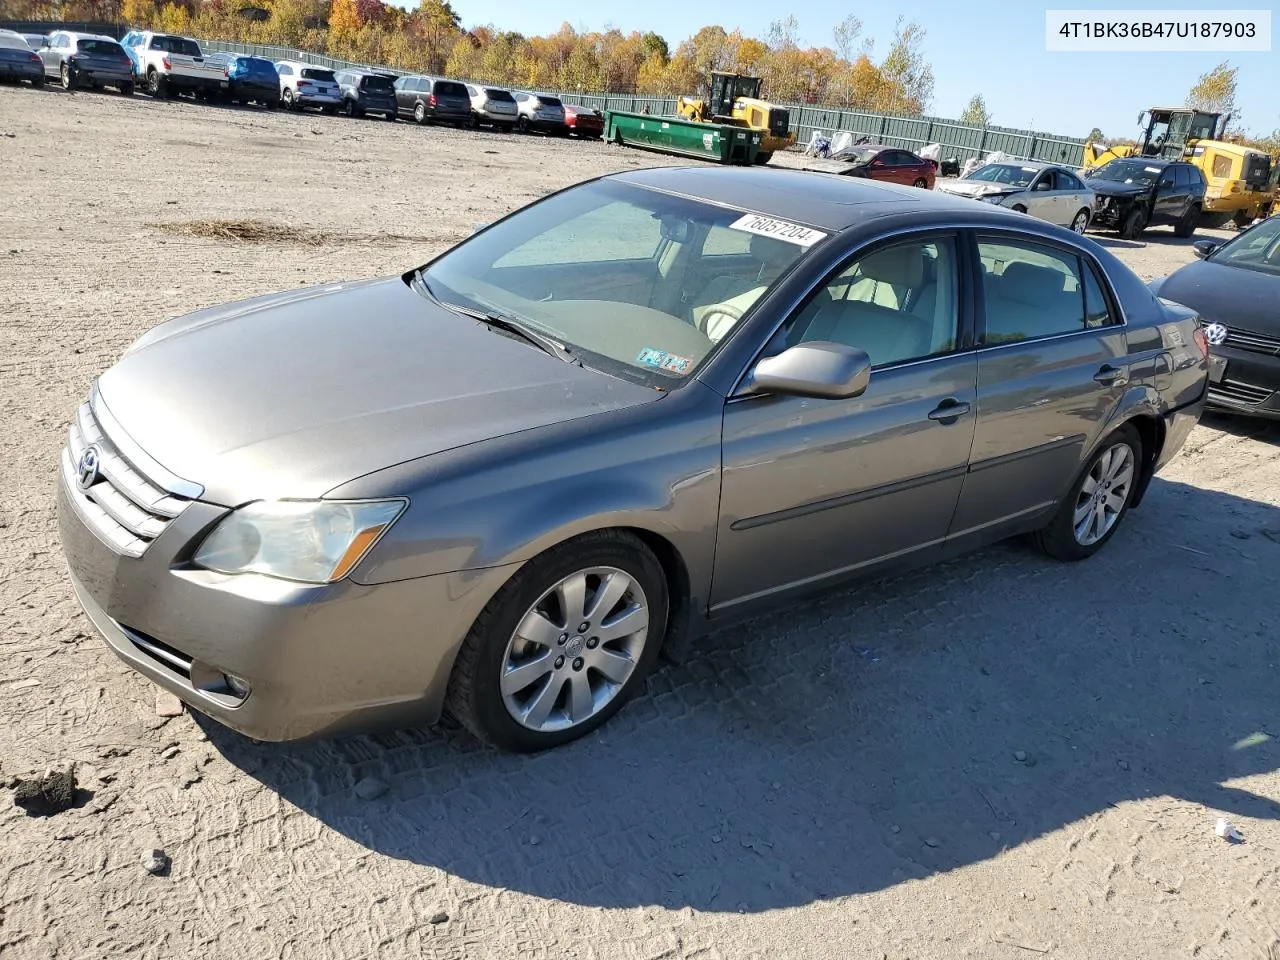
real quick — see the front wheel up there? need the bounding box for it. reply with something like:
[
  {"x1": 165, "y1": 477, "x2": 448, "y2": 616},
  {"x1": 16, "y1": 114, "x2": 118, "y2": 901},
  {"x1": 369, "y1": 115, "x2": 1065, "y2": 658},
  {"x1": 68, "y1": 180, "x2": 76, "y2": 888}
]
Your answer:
[
  {"x1": 1070, "y1": 208, "x2": 1090, "y2": 233},
  {"x1": 912, "y1": 177, "x2": 928, "y2": 188},
  {"x1": 517, "y1": 115, "x2": 530, "y2": 133},
  {"x1": 445, "y1": 531, "x2": 669, "y2": 752},
  {"x1": 1174, "y1": 204, "x2": 1198, "y2": 239},
  {"x1": 1031, "y1": 424, "x2": 1142, "y2": 562},
  {"x1": 1119, "y1": 206, "x2": 1148, "y2": 240}
]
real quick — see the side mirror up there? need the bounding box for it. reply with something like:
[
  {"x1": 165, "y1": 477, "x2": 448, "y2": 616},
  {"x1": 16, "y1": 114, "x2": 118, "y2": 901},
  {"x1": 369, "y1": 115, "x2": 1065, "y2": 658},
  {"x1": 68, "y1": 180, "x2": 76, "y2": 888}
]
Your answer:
[
  {"x1": 741, "y1": 341, "x2": 872, "y2": 400},
  {"x1": 1192, "y1": 239, "x2": 1219, "y2": 259}
]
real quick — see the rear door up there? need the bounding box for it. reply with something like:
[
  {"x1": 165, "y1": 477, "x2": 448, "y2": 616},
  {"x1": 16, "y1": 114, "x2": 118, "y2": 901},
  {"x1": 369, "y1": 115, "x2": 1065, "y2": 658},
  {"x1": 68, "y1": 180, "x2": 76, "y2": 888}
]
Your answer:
[{"x1": 948, "y1": 233, "x2": 1128, "y2": 545}]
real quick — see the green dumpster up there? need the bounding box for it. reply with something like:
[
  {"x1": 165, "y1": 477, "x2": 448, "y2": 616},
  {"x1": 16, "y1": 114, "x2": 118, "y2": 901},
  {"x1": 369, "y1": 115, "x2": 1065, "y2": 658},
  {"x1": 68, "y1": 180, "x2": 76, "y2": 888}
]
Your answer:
[{"x1": 604, "y1": 111, "x2": 761, "y2": 165}]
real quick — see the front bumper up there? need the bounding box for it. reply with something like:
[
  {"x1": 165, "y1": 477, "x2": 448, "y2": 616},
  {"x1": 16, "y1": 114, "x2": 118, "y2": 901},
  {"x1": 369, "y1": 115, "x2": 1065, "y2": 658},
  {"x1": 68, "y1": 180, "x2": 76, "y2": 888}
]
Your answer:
[
  {"x1": 1205, "y1": 344, "x2": 1280, "y2": 419},
  {"x1": 1090, "y1": 196, "x2": 1132, "y2": 227},
  {"x1": 57, "y1": 452, "x2": 519, "y2": 741}
]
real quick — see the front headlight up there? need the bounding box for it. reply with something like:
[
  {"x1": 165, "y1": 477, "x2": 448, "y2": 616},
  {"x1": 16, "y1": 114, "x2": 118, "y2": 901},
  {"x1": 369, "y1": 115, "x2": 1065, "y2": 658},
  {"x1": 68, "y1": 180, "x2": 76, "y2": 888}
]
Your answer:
[
  {"x1": 980, "y1": 193, "x2": 1010, "y2": 204},
  {"x1": 193, "y1": 499, "x2": 407, "y2": 584}
]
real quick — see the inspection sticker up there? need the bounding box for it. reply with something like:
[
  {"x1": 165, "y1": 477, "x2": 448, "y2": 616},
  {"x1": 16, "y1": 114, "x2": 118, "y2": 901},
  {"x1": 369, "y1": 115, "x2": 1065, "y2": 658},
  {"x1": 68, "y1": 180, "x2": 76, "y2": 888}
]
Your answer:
[
  {"x1": 728, "y1": 214, "x2": 827, "y2": 247},
  {"x1": 637, "y1": 347, "x2": 692, "y2": 375}
]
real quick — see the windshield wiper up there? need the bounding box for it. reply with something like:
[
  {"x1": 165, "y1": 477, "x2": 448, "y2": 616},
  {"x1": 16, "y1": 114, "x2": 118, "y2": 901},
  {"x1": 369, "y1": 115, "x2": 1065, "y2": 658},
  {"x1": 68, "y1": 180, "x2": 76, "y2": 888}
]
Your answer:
[{"x1": 412, "y1": 269, "x2": 575, "y2": 363}]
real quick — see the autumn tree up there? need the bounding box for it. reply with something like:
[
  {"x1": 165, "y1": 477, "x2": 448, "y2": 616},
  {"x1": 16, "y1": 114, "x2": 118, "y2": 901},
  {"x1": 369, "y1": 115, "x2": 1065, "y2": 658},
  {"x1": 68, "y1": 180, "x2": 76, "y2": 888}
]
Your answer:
[
  {"x1": 878, "y1": 16, "x2": 933, "y2": 114},
  {"x1": 959, "y1": 94, "x2": 990, "y2": 126},
  {"x1": 1187, "y1": 60, "x2": 1238, "y2": 122},
  {"x1": 1086, "y1": 126, "x2": 1104, "y2": 142}
]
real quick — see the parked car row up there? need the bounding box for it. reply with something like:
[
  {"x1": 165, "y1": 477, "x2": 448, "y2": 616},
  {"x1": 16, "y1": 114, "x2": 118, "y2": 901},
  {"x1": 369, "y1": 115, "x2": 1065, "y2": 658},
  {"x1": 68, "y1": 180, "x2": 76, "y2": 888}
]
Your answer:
[{"x1": 0, "y1": 28, "x2": 607, "y2": 139}]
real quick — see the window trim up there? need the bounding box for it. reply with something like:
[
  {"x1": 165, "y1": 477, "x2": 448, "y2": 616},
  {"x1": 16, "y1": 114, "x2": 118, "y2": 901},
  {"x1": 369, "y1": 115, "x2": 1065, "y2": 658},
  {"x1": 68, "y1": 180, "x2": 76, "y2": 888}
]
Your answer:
[
  {"x1": 969, "y1": 230, "x2": 1126, "y2": 351},
  {"x1": 727, "y1": 227, "x2": 974, "y2": 400}
]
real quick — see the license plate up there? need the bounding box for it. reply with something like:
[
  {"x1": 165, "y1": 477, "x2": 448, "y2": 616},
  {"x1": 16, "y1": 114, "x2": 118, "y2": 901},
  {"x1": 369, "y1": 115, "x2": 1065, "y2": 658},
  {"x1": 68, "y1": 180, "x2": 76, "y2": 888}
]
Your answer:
[{"x1": 1208, "y1": 355, "x2": 1227, "y2": 383}]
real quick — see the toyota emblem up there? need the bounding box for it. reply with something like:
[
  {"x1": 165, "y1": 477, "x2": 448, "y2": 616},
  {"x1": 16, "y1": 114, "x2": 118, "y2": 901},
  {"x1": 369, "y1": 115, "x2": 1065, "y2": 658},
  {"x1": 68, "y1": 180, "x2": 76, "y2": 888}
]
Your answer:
[
  {"x1": 76, "y1": 445, "x2": 101, "y2": 492},
  {"x1": 1203, "y1": 322, "x2": 1228, "y2": 346}
]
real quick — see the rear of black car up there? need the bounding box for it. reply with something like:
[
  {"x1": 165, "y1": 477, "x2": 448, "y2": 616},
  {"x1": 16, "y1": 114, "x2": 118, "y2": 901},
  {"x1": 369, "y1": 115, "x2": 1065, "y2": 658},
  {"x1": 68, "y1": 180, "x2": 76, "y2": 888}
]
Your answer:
[
  {"x1": 348, "y1": 71, "x2": 397, "y2": 119},
  {"x1": 0, "y1": 42, "x2": 44, "y2": 85},
  {"x1": 67, "y1": 37, "x2": 134, "y2": 91},
  {"x1": 226, "y1": 55, "x2": 280, "y2": 106}
]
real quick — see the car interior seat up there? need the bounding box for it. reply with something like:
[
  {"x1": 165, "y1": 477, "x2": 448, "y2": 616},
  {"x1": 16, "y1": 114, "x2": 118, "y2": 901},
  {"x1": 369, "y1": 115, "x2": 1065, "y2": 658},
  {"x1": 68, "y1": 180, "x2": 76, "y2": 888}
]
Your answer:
[{"x1": 689, "y1": 233, "x2": 796, "y2": 342}]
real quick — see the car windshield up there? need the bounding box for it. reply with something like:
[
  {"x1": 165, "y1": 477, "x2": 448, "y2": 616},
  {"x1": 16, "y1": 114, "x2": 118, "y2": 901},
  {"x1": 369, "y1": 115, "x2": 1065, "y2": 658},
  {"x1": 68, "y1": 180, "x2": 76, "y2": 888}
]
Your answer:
[
  {"x1": 301, "y1": 68, "x2": 335, "y2": 82},
  {"x1": 1210, "y1": 217, "x2": 1280, "y2": 276},
  {"x1": 361, "y1": 74, "x2": 395, "y2": 91},
  {"x1": 1090, "y1": 159, "x2": 1161, "y2": 187},
  {"x1": 77, "y1": 39, "x2": 121, "y2": 54},
  {"x1": 419, "y1": 179, "x2": 820, "y2": 384},
  {"x1": 967, "y1": 163, "x2": 1039, "y2": 186}
]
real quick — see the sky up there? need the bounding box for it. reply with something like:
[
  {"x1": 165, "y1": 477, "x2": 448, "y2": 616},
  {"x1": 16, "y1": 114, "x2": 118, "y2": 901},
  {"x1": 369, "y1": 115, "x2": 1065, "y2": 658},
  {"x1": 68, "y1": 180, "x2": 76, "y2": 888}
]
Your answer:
[{"x1": 439, "y1": 0, "x2": 1278, "y2": 140}]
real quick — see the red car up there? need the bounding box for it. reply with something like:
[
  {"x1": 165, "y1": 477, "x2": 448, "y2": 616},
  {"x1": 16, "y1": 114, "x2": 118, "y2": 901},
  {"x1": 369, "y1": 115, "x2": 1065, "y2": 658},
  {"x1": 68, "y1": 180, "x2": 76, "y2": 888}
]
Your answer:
[
  {"x1": 838, "y1": 144, "x2": 935, "y2": 189},
  {"x1": 563, "y1": 103, "x2": 604, "y2": 139}
]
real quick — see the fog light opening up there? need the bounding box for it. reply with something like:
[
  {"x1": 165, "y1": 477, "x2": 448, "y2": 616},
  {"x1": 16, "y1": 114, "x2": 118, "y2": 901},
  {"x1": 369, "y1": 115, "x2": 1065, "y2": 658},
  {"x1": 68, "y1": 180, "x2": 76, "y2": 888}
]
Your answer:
[{"x1": 223, "y1": 673, "x2": 251, "y2": 700}]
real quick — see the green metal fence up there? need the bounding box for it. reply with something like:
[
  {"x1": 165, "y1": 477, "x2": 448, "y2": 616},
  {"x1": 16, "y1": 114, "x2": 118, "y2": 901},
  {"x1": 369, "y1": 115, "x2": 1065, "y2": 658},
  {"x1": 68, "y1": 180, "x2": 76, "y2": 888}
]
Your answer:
[{"x1": 5, "y1": 24, "x2": 1087, "y2": 165}]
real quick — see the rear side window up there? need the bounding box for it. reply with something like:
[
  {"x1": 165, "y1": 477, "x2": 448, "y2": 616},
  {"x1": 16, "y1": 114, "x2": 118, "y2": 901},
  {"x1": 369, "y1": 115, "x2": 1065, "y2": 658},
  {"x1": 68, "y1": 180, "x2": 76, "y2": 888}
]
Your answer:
[
  {"x1": 1174, "y1": 165, "x2": 1190, "y2": 189},
  {"x1": 978, "y1": 239, "x2": 1118, "y2": 344},
  {"x1": 1058, "y1": 170, "x2": 1084, "y2": 190},
  {"x1": 277, "y1": 63, "x2": 292, "y2": 76}
]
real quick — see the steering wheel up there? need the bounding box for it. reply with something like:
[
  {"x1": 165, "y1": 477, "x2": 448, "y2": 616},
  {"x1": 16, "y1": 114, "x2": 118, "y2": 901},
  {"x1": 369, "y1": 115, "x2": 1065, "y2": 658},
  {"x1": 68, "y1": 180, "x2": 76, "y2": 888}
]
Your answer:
[{"x1": 696, "y1": 303, "x2": 745, "y2": 343}]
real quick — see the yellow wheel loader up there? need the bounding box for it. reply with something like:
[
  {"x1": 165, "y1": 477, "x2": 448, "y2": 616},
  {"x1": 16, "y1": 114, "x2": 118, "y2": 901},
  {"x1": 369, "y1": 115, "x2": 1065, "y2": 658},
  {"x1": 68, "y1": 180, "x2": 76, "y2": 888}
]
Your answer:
[
  {"x1": 677, "y1": 71, "x2": 795, "y2": 164},
  {"x1": 1082, "y1": 107, "x2": 1275, "y2": 227}
]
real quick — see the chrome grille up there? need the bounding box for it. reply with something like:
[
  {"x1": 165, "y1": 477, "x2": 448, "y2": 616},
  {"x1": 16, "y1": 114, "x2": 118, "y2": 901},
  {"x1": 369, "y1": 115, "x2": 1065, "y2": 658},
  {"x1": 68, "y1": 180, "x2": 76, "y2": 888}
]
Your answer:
[
  {"x1": 1209, "y1": 379, "x2": 1274, "y2": 407},
  {"x1": 1222, "y1": 325, "x2": 1280, "y2": 357},
  {"x1": 61, "y1": 393, "x2": 195, "y2": 558}
]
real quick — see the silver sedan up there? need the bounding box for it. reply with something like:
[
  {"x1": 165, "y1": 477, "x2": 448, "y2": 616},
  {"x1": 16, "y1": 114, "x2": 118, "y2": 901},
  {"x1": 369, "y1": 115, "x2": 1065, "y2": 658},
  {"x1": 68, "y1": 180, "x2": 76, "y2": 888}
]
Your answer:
[
  {"x1": 57, "y1": 168, "x2": 1207, "y2": 752},
  {"x1": 935, "y1": 161, "x2": 1096, "y2": 233}
]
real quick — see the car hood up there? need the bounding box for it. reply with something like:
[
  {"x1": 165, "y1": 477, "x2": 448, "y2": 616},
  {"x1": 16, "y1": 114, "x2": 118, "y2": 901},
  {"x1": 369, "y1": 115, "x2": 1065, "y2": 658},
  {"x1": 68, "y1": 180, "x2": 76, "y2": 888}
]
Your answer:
[
  {"x1": 1154, "y1": 259, "x2": 1280, "y2": 336},
  {"x1": 98, "y1": 277, "x2": 661, "y2": 505},
  {"x1": 935, "y1": 180, "x2": 1019, "y2": 197},
  {"x1": 1085, "y1": 179, "x2": 1148, "y2": 199}
]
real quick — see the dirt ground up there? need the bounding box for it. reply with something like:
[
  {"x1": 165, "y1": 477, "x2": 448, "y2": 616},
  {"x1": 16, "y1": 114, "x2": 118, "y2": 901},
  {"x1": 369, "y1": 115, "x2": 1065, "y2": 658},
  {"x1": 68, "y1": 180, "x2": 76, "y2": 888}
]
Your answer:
[{"x1": 2, "y1": 84, "x2": 1279, "y2": 960}]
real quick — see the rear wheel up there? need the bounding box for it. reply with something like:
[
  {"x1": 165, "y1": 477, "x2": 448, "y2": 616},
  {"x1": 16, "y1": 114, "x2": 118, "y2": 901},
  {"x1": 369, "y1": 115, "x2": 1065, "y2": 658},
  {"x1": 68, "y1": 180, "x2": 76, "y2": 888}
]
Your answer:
[
  {"x1": 413, "y1": 101, "x2": 426, "y2": 125},
  {"x1": 384, "y1": 110, "x2": 396, "y2": 122},
  {"x1": 1174, "y1": 204, "x2": 1199, "y2": 239},
  {"x1": 1119, "y1": 206, "x2": 1148, "y2": 240},
  {"x1": 281, "y1": 87, "x2": 297, "y2": 110},
  {"x1": 60, "y1": 63, "x2": 75, "y2": 90},
  {"x1": 912, "y1": 177, "x2": 928, "y2": 188},
  {"x1": 1031, "y1": 424, "x2": 1142, "y2": 562},
  {"x1": 1070, "y1": 208, "x2": 1090, "y2": 233},
  {"x1": 517, "y1": 115, "x2": 529, "y2": 133},
  {"x1": 31, "y1": 74, "x2": 44, "y2": 88},
  {"x1": 146, "y1": 68, "x2": 161, "y2": 97},
  {"x1": 445, "y1": 531, "x2": 668, "y2": 752}
]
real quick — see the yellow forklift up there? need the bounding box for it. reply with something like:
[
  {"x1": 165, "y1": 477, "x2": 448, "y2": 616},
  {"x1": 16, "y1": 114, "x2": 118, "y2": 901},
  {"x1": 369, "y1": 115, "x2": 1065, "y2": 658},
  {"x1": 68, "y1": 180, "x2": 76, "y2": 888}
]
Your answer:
[
  {"x1": 677, "y1": 71, "x2": 796, "y2": 164},
  {"x1": 1082, "y1": 107, "x2": 1275, "y2": 227}
]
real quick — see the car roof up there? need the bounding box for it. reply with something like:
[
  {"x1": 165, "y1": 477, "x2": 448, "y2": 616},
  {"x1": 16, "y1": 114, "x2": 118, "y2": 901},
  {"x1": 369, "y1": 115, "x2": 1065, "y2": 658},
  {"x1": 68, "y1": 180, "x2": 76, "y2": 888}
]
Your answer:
[
  {"x1": 65, "y1": 32, "x2": 118, "y2": 41},
  {"x1": 610, "y1": 166, "x2": 1021, "y2": 232}
]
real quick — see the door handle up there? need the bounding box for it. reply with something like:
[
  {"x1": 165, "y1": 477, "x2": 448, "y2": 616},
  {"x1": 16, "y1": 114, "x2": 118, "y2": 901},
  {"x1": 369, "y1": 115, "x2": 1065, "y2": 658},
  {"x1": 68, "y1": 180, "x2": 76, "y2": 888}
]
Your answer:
[
  {"x1": 927, "y1": 399, "x2": 971, "y2": 423},
  {"x1": 1094, "y1": 364, "x2": 1127, "y2": 385}
]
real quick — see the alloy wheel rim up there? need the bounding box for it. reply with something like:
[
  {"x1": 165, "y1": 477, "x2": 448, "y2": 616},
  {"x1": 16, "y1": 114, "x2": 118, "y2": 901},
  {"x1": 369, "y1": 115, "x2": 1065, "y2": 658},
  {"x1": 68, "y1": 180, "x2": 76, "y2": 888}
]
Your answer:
[
  {"x1": 499, "y1": 566, "x2": 649, "y2": 733},
  {"x1": 1072, "y1": 442, "x2": 1134, "y2": 546},
  {"x1": 1073, "y1": 212, "x2": 1088, "y2": 233}
]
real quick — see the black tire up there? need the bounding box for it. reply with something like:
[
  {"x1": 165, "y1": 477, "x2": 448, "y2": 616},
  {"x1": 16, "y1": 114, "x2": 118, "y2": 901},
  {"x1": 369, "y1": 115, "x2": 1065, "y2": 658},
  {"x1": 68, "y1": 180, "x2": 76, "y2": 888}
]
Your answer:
[
  {"x1": 31, "y1": 74, "x2": 44, "y2": 88},
  {"x1": 282, "y1": 87, "x2": 297, "y2": 110},
  {"x1": 385, "y1": 111, "x2": 396, "y2": 122},
  {"x1": 517, "y1": 115, "x2": 529, "y2": 133},
  {"x1": 343, "y1": 99, "x2": 357, "y2": 117},
  {"x1": 321, "y1": 105, "x2": 337, "y2": 115},
  {"x1": 1031, "y1": 423, "x2": 1143, "y2": 562},
  {"x1": 1119, "y1": 206, "x2": 1147, "y2": 240},
  {"x1": 413, "y1": 101, "x2": 426, "y2": 125},
  {"x1": 1011, "y1": 204, "x2": 1028, "y2": 213},
  {"x1": 146, "y1": 68, "x2": 161, "y2": 97},
  {"x1": 1232, "y1": 210, "x2": 1254, "y2": 229},
  {"x1": 912, "y1": 177, "x2": 929, "y2": 188},
  {"x1": 61, "y1": 63, "x2": 75, "y2": 91},
  {"x1": 502, "y1": 123, "x2": 514, "y2": 133},
  {"x1": 120, "y1": 82, "x2": 134, "y2": 96},
  {"x1": 1070, "y1": 208, "x2": 1090, "y2": 233},
  {"x1": 1174, "y1": 204, "x2": 1199, "y2": 239},
  {"x1": 445, "y1": 530, "x2": 669, "y2": 752}
]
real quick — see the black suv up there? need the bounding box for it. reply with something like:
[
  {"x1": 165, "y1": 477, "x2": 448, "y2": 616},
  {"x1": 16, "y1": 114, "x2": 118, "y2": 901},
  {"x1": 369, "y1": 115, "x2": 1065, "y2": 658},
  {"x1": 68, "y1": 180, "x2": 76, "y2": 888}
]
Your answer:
[
  {"x1": 1085, "y1": 158, "x2": 1206, "y2": 240},
  {"x1": 334, "y1": 69, "x2": 398, "y2": 121}
]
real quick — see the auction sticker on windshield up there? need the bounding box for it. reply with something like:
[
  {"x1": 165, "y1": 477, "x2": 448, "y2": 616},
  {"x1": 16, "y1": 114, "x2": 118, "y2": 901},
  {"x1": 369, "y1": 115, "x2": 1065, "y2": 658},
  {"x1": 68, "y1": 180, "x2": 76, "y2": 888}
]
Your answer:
[
  {"x1": 637, "y1": 347, "x2": 692, "y2": 375},
  {"x1": 729, "y1": 214, "x2": 827, "y2": 247}
]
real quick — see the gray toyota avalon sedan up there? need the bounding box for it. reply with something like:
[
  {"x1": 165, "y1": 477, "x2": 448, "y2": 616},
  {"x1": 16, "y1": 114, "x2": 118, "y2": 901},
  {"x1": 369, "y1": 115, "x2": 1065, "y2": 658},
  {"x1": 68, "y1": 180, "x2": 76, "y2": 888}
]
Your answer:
[{"x1": 57, "y1": 166, "x2": 1210, "y2": 752}]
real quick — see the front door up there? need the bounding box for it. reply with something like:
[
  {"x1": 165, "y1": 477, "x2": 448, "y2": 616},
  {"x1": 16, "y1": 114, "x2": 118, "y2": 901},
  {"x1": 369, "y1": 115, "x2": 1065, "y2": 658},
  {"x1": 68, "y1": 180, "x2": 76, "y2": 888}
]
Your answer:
[
  {"x1": 1152, "y1": 168, "x2": 1184, "y2": 225},
  {"x1": 949, "y1": 234, "x2": 1128, "y2": 541},
  {"x1": 712, "y1": 233, "x2": 977, "y2": 610}
]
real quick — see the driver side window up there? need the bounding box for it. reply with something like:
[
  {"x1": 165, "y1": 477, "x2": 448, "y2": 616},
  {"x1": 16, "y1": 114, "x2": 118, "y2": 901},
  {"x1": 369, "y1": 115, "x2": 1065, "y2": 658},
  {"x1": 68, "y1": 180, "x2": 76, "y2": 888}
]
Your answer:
[{"x1": 777, "y1": 236, "x2": 960, "y2": 368}]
